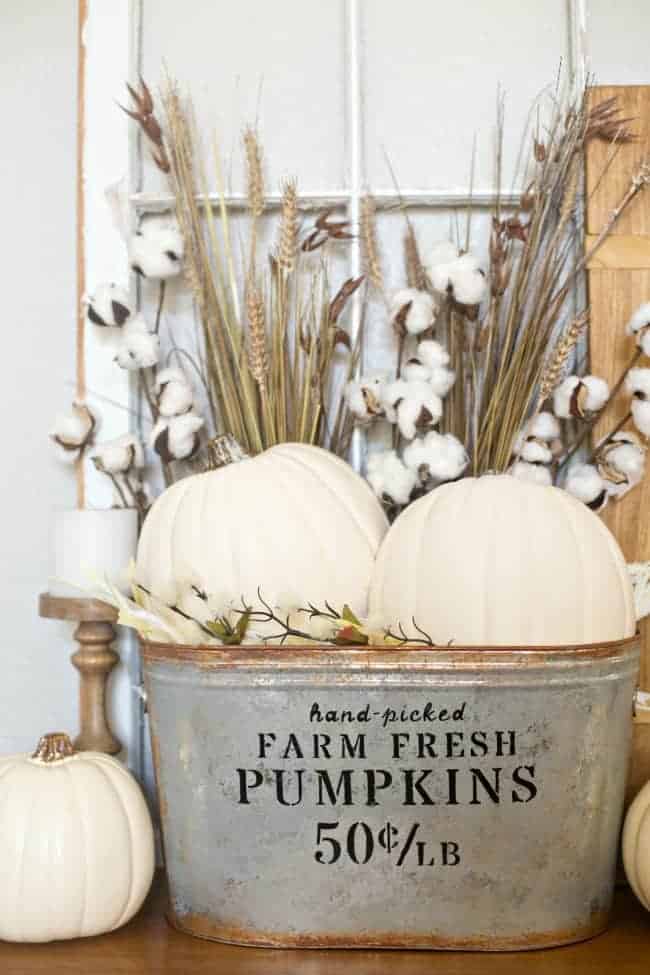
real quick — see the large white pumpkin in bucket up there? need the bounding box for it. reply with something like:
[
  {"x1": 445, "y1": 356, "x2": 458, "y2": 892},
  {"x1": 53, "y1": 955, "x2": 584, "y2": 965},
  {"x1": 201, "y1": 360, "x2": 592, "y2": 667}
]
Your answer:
[
  {"x1": 136, "y1": 442, "x2": 388, "y2": 621},
  {"x1": 369, "y1": 473, "x2": 635, "y2": 646}
]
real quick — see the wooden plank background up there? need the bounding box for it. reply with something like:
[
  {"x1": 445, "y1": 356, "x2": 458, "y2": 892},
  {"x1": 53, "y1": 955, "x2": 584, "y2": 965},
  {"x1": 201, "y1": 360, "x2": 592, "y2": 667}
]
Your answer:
[{"x1": 587, "y1": 85, "x2": 650, "y2": 693}]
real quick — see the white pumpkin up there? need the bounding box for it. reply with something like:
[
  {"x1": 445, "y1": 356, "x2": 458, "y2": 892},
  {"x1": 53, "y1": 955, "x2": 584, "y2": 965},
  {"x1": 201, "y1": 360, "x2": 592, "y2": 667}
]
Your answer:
[
  {"x1": 369, "y1": 474, "x2": 635, "y2": 646},
  {"x1": 623, "y1": 780, "x2": 650, "y2": 910},
  {"x1": 136, "y1": 442, "x2": 388, "y2": 623},
  {"x1": 0, "y1": 733, "x2": 155, "y2": 942}
]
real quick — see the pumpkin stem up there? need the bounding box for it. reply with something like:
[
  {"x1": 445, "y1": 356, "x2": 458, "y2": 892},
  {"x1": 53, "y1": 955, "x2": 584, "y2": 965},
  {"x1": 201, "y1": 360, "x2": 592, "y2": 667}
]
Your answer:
[
  {"x1": 200, "y1": 434, "x2": 249, "y2": 472},
  {"x1": 32, "y1": 733, "x2": 75, "y2": 763}
]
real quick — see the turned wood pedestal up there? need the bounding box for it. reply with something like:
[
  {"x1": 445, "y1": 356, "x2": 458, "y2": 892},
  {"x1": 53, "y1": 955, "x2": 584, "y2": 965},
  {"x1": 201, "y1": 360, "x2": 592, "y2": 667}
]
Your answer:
[{"x1": 39, "y1": 594, "x2": 121, "y2": 755}]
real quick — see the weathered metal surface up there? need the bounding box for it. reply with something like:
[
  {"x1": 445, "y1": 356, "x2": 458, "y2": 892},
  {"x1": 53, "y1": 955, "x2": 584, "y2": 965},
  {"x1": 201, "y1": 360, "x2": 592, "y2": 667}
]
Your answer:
[{"x1": 143, "y1": 637, "x2": 639, "y2": 951}]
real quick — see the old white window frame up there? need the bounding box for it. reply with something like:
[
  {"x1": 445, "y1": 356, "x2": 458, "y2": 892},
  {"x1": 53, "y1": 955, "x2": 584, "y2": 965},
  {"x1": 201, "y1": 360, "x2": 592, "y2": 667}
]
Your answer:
[{"x1": 78, "y1": 0, "x2": 589, "y2": 769}]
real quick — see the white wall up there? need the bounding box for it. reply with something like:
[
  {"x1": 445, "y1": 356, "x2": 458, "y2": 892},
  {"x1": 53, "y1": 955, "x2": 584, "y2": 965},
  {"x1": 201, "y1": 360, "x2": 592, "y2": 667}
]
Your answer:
[
  {"x1": 0, "y1": 3, "x2": 79, "y2": 753},
  {"x1": 2, "y1": 0, "x2": 650, "y2": 760}
]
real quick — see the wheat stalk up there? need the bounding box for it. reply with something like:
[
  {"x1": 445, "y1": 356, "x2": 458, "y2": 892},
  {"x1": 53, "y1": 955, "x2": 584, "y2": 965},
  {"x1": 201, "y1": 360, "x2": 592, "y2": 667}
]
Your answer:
[
  {"x1": 276, "y1": 178, "x2": 298, "y2": 275},
  {"x1": 404, "y1": 221, "x2": 428, "y2": 291},
  {"x1": 243, "y1": 126, "x2": 264, "y2": 219},
  {"x1": 246, "y1": 279, "x2": 268, "y2": 390},
  {"x1": 537, "y1": 312, "x2": 589, "y2": 406},
  {"x1": 360, "y1": 194, "x2": 385, "y2": 297}
]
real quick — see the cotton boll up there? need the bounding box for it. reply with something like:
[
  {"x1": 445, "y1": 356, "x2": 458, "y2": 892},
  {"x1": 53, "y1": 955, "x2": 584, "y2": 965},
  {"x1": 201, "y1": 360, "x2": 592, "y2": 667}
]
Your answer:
[
  {"x1": 114, "y1": 314, "x2": 160, "y2": 370},
  {"x1": 380, "y1": 379, "x2": 409, "y2": 423},
  {"x1": 565, "y1": 463, "x2": 607, "y2": 509},
  {"x1": 87, "y1": 282, "x2": 132, "y2": 327},
  {"x1": 519, "y1": 438, "x2": 553, "y2": 464},
  {"x1": 598, "y1": 437, "x2": 646, "y2": 499},
  {"x1": 390, "y1": 288, "x2": 438, "y2": 336},
  {"x1": 151, "y1": 413, "x2": 204, "y2": 462},
  {"x1": 626, "y1": 302, "x2": 650, "y2": 335},
  {"x1": 129, "y1": 223, "x2": 184, "y2": 279},
  {"x1": 452, "y1": 252, "x2": 481, "y2": 274},
  {"x1": 366, "y1": 450, "x2": 417, "y2": 505},
  {"x1": 429, "y1": 263, "x2": 455, "y2": 293},
  {"x1": 92, "y1": 433, "x2": 144, "y2": 475},
  {"x1": 421, "y1": 431, "x2": 468, "y2": 482},
  {"x1": 402, "y1": 359, "x2": 431, "y2": 382},
  {"x1": 155, "y1": 367, "x2": 194, "y2": 416},
  {"x1": 449, "y1": 266, "x2": 487, "y2": 306},
  {"x1": 632, "y1": 398, "x2": 650, "y2": 437},
  {"x1": 527, "y1": 411, "x2": 561, "y2": 441},
  {"x1": 606, "y1": 437, "x2": 646, "y2": 480},
  {"x1": 626, "y1": 367, "x2": 650, "y2": 400},
  {"x1": 402, "y1": 437, "x2": 431, "y2": 479},
  {"x1": 640, "y1": 330, "x2": 650, "y2": 357},
  {"x1": 428, "y1": 365, "x2": 456, "y2": 398},
  {"x1": 509, "y1": 460, "x2": 552, "y2": 487},
  {"x1": 553, "y1": 374, "x2": 609, "y2": 418},
  {"x1": 416, "y1": 339, "x2": 450, "y2": 369},
  {"x1": 426, "y1": 240, "x2": 459, "y2": 268},
  {"x1": 392, "y1": 381, "x2": 443, "y2": 440},
  {"x1": 345, "y1": 375, "x2": 386, "y2": 420},
  {"x1": 50, "y1": 401, "x2": 96, "y2": 461}
]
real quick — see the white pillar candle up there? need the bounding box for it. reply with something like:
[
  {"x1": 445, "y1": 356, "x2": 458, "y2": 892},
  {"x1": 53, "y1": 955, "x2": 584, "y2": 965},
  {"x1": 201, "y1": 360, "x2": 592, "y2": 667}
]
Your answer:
[{"x1": 49, "y1": 509, "x2": 139, "y2": 597}]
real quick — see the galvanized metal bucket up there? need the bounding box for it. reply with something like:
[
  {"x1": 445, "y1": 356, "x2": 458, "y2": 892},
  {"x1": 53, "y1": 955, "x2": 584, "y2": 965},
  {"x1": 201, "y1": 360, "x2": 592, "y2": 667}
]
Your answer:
[{"x1": 143, "y1": 637, "x2": 639, "y2": 951}]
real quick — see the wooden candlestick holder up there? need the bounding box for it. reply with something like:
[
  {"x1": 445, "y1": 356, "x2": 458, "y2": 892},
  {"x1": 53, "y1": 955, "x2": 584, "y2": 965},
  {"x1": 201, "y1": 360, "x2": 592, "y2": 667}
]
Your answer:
[{"x1": 39, "y1": 594, "x2": 121, "y2": 755}]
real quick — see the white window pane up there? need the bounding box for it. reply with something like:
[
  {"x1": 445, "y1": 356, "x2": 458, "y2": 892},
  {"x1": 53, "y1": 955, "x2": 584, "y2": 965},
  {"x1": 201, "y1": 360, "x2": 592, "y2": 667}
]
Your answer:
[
  {"x1": 361, "y1": 0, "x2": 569, "y2": 192},
  {"x1": 140, "y1": 0, "x2": 347, "y2": 194},
  {"x1": 587, "y1": 0, "x2": 650, "y2": 85}
]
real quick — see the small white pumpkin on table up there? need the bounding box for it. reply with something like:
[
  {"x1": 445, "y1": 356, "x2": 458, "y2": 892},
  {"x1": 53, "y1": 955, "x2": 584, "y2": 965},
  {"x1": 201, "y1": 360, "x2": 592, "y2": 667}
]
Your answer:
[{"x1": 0, "y1": 733, "x2": 155, "y2": 943}]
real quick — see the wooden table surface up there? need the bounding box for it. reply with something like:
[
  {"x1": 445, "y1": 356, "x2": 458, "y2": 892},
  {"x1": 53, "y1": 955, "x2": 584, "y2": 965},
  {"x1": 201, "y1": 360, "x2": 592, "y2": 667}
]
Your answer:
[{"x1": 2, "y1": 873, "x2": 649, "y2": 974}]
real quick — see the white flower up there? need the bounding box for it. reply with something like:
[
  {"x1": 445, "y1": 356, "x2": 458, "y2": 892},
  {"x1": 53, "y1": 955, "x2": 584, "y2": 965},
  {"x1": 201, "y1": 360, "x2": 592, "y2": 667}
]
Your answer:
[
  {"x1": 390, "y1": 289, "x2": 439, "y2": 336},
  {"x1": 626, "y1": 302, "x2": 650, "y2": 335},
  {"x1": 151, "y1": 413, "x2": 204, "y2": 461},
  {"x1": 155, "y1": 367, "x2": 194, "y2": 417},
  {"x1": 565, "y1": 463, "x2": 607, "y2": 509},
  {"x1": 50, "y1": 401, "x2": 96, "y2": 461},
  {"x1": 381, "y1": 379, "x2": 442, "y2": 439},
  {"x1": 509, "y1": 460, "x2": 552, "y2": 486},
  {"x1": 598, "y1": 433, "x2": 646, "y2": 499},
  {"x1": 416, "y1": 339, "x2": 450, "y2": 369},
  {"x1": 129, "y1": 221, "x2": 184, "y2": 279},
  {"x1": 553, "y1": 374, "x2": 609, "y2": 418},
  {"x1": 366, "y1": 450, "x2": 417, "y2": 506},
  {"x1": 404, "y1": 431, "x2": 468, "y2": 483},
  {"x1": 86, "y1": 282, "x2": 132, "y2": 327},
  {"x1": 114, "y1": 314, "x2": 160, "y2": 370},
  {"x1": 92, "y1": 434, "x2": 144, "y2": 475},
  {"x1": 527, "y1": 411, "x2": 561, "y2": 441},
  {"x1": 345, "y1": 374, "x2": 386, "y2": 421}
]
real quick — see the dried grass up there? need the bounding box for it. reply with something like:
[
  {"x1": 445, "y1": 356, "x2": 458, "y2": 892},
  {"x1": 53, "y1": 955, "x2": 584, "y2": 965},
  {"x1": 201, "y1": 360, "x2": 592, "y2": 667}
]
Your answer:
[
  {"x1": 389, "y1": 86, "x2": 648, "y2": 474},
  {"x1": 156, "y1": 78, "x2": 359, "y2": 457}
]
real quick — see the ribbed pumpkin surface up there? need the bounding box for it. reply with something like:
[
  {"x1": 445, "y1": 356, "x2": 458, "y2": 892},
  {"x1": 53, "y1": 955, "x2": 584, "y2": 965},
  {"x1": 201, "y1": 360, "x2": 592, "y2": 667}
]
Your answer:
[
  {"x1": 136, "y1": 443, "x2": 389, "y2": 617},
  {"x1": 0, "y1": 753, "x2": 154, "y2": 942},
  {"x1": 369, "y1": 474, "x2": 635, "y2": 646}
]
